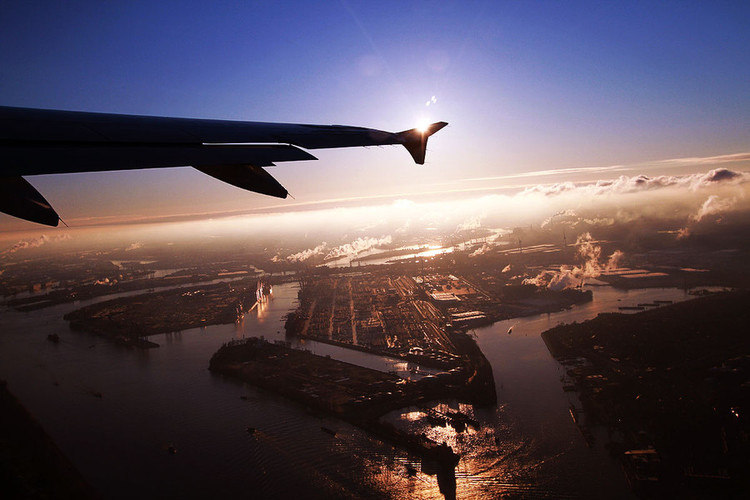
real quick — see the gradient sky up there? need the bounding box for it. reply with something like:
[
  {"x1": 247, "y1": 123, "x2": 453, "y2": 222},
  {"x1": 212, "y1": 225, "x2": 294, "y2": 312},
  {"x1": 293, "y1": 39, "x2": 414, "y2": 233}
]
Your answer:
[{"x1": 1, "y1": 1, "x2": 749, "y2": 232}]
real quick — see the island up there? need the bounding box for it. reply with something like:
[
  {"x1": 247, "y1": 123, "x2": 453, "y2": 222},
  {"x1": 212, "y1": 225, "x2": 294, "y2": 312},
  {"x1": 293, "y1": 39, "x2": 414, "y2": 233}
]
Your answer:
[
  {"x1": 63, "y1": 280, "x2": 263, "y2": 348},
  {"x1": 209, "y1": 337, "x2": 471, "y2": 499}
]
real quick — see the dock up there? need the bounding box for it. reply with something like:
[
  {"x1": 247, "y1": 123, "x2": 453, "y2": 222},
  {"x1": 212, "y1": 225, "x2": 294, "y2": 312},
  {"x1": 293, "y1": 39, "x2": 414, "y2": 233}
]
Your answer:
[{"x1": 209, "y1": 337, "x2": 465, "y2": 469}]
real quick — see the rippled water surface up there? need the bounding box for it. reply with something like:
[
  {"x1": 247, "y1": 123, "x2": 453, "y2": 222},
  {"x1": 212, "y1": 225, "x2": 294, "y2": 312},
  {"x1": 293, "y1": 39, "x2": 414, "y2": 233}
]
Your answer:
[{"x1": 0, "y1": 284, "x2": 697, "y2": 498}]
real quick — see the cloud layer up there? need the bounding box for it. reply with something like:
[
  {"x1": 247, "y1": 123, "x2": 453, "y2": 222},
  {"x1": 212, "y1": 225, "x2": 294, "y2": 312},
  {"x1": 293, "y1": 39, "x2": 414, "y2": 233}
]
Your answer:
[
  {"x1": 4, "y1": 167, "x2": 747, "y2": 260},
  {"x1": 521, "y1": 168, "x2": 749, "y2": 197}
]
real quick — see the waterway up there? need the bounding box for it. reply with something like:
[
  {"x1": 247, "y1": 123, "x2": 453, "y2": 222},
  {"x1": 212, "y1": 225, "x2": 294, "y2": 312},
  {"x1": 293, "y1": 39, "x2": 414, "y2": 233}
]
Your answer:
[{"x1": 0, "y1": 283, "x2": 699, "y2": 499}]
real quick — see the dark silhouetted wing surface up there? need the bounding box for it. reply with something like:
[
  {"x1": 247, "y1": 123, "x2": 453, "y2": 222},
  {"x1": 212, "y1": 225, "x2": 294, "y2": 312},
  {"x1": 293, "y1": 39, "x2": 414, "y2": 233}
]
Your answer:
[{"x1": 0, "y1": 106, "x2": 447, "y2": 226}]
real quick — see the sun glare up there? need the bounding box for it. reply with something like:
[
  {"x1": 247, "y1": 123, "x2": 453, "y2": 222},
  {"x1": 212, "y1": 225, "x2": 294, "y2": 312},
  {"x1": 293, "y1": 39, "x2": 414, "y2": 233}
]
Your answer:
[{"x1": 415, "y1": 117, "x2": 431, "y2": 133}]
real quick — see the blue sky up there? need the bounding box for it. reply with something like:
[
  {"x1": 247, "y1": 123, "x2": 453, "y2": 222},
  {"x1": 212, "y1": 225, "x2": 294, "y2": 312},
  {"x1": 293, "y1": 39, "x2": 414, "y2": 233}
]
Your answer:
[{"x1": 1, "y1": 1, "x2": 749, "y2": 231}]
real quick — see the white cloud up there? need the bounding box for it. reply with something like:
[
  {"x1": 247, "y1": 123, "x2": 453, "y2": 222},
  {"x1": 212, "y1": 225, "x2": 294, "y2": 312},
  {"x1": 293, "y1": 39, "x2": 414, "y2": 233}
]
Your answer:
[
  {"x1": 692, "y1": 195, "x2": 737, "y2": 222},
  {"x1": 541, "y1": 209, "x2": 578, "y2": 229},
  {"x1": 521, "y1": 168, "x2": 750, "y2": 198},
  {"x1": 657, "y1": 152, "x2": 750, "y2": 167}
]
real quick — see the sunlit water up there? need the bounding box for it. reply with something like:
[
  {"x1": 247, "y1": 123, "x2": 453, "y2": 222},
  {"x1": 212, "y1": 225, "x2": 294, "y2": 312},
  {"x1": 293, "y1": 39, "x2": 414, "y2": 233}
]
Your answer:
[{"x1": 0, "y1": 284, "x2": 697, "y2": 498}]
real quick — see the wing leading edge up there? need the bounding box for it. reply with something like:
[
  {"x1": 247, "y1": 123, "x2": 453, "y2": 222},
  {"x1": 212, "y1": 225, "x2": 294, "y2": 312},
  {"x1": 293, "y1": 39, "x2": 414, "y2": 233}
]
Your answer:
[{"x1": 0, "y1": 106, "x2": 447, "y2": 226}]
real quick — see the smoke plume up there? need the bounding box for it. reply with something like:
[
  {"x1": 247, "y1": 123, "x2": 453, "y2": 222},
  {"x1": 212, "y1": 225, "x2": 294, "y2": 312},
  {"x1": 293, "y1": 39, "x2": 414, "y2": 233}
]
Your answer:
[
  {"x1": 1, "y1": 234, "x2": 71, "y2": 256},
  {"x1": 469, "y1": 243, "x2": 492, "y2": 257},
  {"x1": 523, "y1": 232, "x2": 623, "y2": 290},
  {"x1": 324, "y1": 236, "x2": 392, "y2": 261},
  {"x1": 287, "y1": 242, "x2": 328, "y2": 262},
  {"x1": 125, "y1": 241, "x2": 144, "y2": 252},
  {"x1": 456, "y1": 216, "x2": 484, "y2": 232}
]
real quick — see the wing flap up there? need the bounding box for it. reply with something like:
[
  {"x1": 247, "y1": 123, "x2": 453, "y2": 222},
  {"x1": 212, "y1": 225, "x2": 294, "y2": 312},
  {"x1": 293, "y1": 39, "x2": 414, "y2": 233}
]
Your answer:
[
  {"x1": 195, "y1": 165, "x2": 288, "y2": 199},
  {"x1": 0, "y1": 177, "x2": 60, "y2": 226}
]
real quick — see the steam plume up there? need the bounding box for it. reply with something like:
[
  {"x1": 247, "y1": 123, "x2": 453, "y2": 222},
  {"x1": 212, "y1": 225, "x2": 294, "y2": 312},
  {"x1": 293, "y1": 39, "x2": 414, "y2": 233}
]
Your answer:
[
  {"x1": 324, "y1": 236, "x2": 392, "y2": 260},
  {"x1": 523, "y1": 233, "x2": 623, "y2": 290},
  {"x1": 287, "y1": 242, "x2": 328, "y2": 262},
  {"x1": 1, "y1": 234, "x2": 71, "y2": 256}
]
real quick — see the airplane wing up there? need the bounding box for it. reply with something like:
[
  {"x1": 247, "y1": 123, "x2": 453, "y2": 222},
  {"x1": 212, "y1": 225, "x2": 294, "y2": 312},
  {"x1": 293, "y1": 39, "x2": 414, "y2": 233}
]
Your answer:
[{"x1": 0, "y1": 106, "x2": 447, "y2": 226}]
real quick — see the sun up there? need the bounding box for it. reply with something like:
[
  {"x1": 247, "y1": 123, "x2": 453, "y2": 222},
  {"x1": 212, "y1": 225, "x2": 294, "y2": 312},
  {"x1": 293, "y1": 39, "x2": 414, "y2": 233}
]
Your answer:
[{"x1": 415, "y1": 117, "x2": 431, "y2": 134}]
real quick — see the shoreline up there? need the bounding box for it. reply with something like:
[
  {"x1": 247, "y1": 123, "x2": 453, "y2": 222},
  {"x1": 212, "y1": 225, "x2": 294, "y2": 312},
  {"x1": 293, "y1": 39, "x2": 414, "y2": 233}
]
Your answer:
[
  {"x1": 541, "y1": 290, "x2": 750, "y2": 496},
  {"x1": 208, "y1": 338, "x2": 466, "y2": 471}
]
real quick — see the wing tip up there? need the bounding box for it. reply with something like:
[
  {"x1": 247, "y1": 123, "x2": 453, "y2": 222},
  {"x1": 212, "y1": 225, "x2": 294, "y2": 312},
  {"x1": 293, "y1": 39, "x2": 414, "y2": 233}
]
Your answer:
[{"x1": 398, "y1": 121, "x2": 448, "y2": 164}]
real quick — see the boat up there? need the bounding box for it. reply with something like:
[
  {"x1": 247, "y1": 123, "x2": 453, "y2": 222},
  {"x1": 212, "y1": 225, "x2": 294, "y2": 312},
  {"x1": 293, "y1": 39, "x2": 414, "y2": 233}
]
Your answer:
[
  {"x1": 569, "y1": 404, "x2": 578, "y2": 424},
  {"x1": 47, "y1": 333, "x2": 60, "y2": 343},
  {"x1": 321, "y1": 426, "x2": 336, "y2": 437},
  {"x1": 245, "y1": 426, "x2": 256, "y2": 434}
]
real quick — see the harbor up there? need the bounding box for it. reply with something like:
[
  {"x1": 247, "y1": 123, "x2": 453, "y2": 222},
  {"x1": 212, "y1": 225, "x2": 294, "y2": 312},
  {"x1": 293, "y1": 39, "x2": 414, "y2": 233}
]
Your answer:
[
  {"x1": 209, "y1": 336, "x2": 481, "y2": 478},
  {"x1": 0, "y1": 282, "x2": 701, "y2": 498}
]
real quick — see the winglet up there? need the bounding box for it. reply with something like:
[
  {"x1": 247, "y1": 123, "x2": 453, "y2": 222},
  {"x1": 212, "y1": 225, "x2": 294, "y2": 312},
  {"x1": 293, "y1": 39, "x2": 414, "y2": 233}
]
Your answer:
[{"x1": 396, "y1": 121, "x2": 448, "y2": 164}]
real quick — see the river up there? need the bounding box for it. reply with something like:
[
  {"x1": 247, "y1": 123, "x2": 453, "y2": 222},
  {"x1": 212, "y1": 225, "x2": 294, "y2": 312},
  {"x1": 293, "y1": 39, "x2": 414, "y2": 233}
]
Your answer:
[{"x1": 0, "y1": 283, "x2": 698, "y2": 499}]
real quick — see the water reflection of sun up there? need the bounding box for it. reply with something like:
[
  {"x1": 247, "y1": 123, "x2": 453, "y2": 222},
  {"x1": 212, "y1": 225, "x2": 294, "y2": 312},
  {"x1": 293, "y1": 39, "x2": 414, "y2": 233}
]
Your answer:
[
  {"x1": 385, "y1": 401, "x2": 542, "y2": 498},
  {"x1": 402, "y1": 410, "x2": 426, "y2": 422},
  {"x1": 256, "y1": 298, "x2": 269, "y2": 321},
  {"x1": 234, "y1": 289, "x2": 275, "y2": 338}
]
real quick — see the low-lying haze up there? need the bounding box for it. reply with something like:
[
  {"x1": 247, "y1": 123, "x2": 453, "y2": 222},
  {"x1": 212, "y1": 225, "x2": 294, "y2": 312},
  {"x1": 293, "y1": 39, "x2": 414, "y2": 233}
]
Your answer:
[{"x1": 2, "y1": 166, "x2": 748, "y2": 267}]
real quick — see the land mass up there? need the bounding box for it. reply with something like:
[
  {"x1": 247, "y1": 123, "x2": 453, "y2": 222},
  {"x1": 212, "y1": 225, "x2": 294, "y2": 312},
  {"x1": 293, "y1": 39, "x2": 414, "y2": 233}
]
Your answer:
[
  {"x1": 63, "y1": 281, "x2": 260, "y2": 348},
  {"x1": 61, "y1": 269, "x2": 590, "y2": 357},
  {"x1": 284, "y1": 271, "x2": 588, "y2": 369},
  {"x1": 209, "y1": 337, "x2": 479, "y2": 498},
  {"x1": 542, "y1": 290, "x2": 750, "y2": 496}
]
